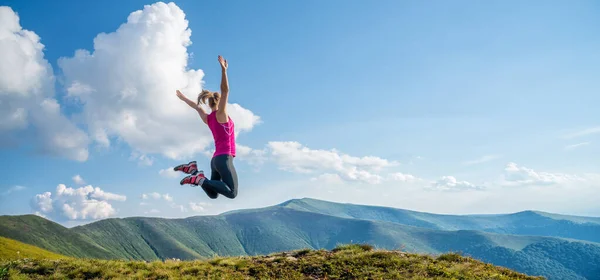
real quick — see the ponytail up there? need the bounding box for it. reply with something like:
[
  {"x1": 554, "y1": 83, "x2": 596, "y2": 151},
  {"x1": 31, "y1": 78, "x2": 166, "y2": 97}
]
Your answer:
[{"x1": 198, "y1": 89, "x2": 221, "y2": 109}]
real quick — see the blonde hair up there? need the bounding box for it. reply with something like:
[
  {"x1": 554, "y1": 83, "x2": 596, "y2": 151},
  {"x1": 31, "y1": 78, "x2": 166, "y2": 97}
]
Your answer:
[{"x1": 197, "y1": 89, "x2": 220, "y2": 109}]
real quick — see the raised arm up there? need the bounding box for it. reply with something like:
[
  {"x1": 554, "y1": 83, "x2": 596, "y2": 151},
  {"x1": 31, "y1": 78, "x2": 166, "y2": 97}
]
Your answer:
[
  {"x1": 216, "y1": 55, "x2": 229, "y2": 123},
  {"x1": 176, "y1": 90, "x2": 208, "y2": 124}
]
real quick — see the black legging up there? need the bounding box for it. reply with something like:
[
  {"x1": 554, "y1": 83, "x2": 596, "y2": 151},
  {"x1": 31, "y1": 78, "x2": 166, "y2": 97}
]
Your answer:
[{"x1": 200, "y1": 154, "x2": 238, "y2": 199}]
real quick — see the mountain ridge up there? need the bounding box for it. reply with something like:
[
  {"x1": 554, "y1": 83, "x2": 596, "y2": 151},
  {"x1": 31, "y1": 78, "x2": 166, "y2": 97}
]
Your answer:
[
  {"x1": 278, "y1": 198, "x2": 600, "y2": 244},
  {"x1": 2, "y1": 198, "x2": 600, "y2": 280},
  {"x1": 281, "y1": 197, "x2": 600, "y2": 222}
]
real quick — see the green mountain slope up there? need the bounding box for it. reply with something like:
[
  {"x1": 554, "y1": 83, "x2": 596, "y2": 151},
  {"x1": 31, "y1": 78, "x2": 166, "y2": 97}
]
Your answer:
[
  {"x1": 0, "y1": 215, "x2": 114, "y2": 259},
  {"x1": 3, "y1": 199, "x2": 600, "y2": 279},
  {"x1": 2, "y1": 206, "x2": 600, "y2": 280},
  {"x1": 281, "y1": 198, "x2": 600, "y2": 243},
  {"x1": 0, "y1": 236, "x2": 67, "y2": 260},
  {"x1": 72, "y1": 216, "x2": 247, "y2": 261}
]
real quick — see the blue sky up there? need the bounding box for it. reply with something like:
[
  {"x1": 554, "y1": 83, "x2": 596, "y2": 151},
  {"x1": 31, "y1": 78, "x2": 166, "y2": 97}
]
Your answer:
[{"x1": 1, "y1": 0, "x2": 599, "y2": 226}]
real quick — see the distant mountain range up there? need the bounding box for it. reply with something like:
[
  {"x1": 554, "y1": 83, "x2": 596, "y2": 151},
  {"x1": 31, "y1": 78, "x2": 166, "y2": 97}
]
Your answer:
[{"x1": 1, "y1": 198, "x2": 599, "y2": 280}]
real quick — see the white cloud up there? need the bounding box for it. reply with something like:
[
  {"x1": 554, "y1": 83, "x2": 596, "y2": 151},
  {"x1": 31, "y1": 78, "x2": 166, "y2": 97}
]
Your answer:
[
  {"x1": 0, "y1": 7, "x2": 47, "y2": 97},
  {"x1": 142, "y1": 193, "x2": 159, "y2": 200},
  {"x1": 56, "y1": 2, "x2": 260, "y2": 161},
  {"x1": 171, "y1": 203, "x2": 187, "y2": 213},
  {"x1": 0, "y1": 7, "x2": 89, "y2": 161},
  {"x1": 133, "y1": 162, "x2": 600, "y2": 218},
  {"x1": 159, "y1": 168, "x2": 179, "y2": 178},
  {"x1": 138, "y1": 191, "x2": 192, "y2": 215},
  {"x1": 189, "y1": 202, "x2": 209, "y2": 212},
  {"x1": 462, "y1": 154, "x2": 502, "y2": 166},
  {"x1": 502, "y1": 162, "x2": 584, "y2": 186},
  {"x1": 267, "y1": 141, "x2": 396, "y2": 184},
  {"x1": 66, "y1": 81, "x2": 95, "y2": 98},
  {"x1": 429, "y1": 176, "x2": 483, "y2": 191},
  {"x1": 130, "y1": 151, "x2": 154, "y2": 166},
  {"x1": 1, "y1": 185, "x2": 26, "y2": 196},
  {"x1": 34, "y1": 211, "x2": 47, "y2": 218},
  {"x1": 89, "y1": 187, "x2": 127, "y2": 201},
  {"x1": 32, "y1": 99, "x2": 90, "y2": 161},
  {"x1": 236, "y1": 144, "x2": 268, "y2": 169},
  {"x1": 33, "y1": 192, "x2": 53, "y2": 212},
  {"x1": 564, "y1": 142, "x2": 590, "y2": 151},
  {"x1": 72, "y1": 175, "x2": 85, "y2": 185},
  {"x1": 32, "y1": 184, "x2": 126, "y2": 220},
  {"x1": 563, "y1": 126, "x2": 600, "y2": 139},
  {"x1": 387, "y1": 172, "x2": 419, "y2": 182},
  {"x1": 141, "y1": 192, "x2": 173, "y2": 202},
  {"x1": 234, "y1": 141, "x2": 413, "y2": 184}
]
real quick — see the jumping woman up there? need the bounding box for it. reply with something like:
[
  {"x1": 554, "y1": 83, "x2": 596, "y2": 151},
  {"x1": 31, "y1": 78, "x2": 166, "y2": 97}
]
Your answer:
[{"x1": 173, "y1": 55, "x2": 238, "y2": 199}]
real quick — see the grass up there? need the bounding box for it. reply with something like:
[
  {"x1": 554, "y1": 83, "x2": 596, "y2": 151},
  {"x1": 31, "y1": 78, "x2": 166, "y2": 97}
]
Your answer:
[
  {"x1": 0, "y1": 237, "x2": 67, "y2": 261},
  {"x1": 0, "y1": 244, "x2": 544, "y2": 280}
]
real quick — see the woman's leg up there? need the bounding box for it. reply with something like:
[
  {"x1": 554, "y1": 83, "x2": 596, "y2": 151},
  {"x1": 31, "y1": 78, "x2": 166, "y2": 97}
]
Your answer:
[
  {"x1": 200, "y1": 155, "x2": 238, "y2": 199},
  {"x1": 175, "y1": 159, "x2": 218, "y2": 199},
  {"x1": 200, "y1": 158, "x2": 220, "y2": 199}
]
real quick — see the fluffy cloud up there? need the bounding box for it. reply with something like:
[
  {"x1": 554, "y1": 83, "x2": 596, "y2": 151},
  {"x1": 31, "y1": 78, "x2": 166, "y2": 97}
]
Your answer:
[
  {"x1": 88, "y1": 187, "x2": 127, "y2": 201},
  {"x1": 33, "y1": 192, "x2": 53, "y2": 212},
  {"x1": 159, "y1": 168, "x2": 179, "y2": 178},
  {"x1": 387, "y1": 172, "x2": 419, "y2": 182},
  {"x1": 32, "y1": 184, "x2": 126, "y2": 220},
  {"x1": 267, "y1": 141, "x2": 396, "y2": 184},
  {"x1": 33, "y1": 211, "x2": 47, "y2": 218},
  {"x1": 130, "y1": 152, "x2": 154, "y2": 166},
  {"x1": 236, "y1": 144, "x2": 268, "y2": 168},
  {"x1": 233, "y1": 141, "x2": 415, "y2": 184},
  {"x1": 137, "y1": 162, "x2": 600, "y2": 218},
  {"x1": 72, "y1": 175, "x2": 85, "y2": 185},
  {"x1": 503, "y1": 162, "x2": 584, "y2": 186},
  {"x1": 142, "y1": 192, "x2": 173, "y2": 202},
  {"x1": 57, "y1": 2, "x2": 260, "y2": 161},
  {"x1": 0, "y1": 6, "x2": 89, "y2": 160},
  {"x1": 429, "y1": 176, "x2": 483, "y2": 191},
  {"x1": 161, "y1": 202, "x2": 187, "y2": 213},
  {"x1": 189, "y1": 202, "x2": 209, "y2": 212},
  {"x1": 138, "y1": 191, "x2": 197, "y2": 214},
  {"x1": 0, "y1": 7, "x2": 52, "y2": 125}
]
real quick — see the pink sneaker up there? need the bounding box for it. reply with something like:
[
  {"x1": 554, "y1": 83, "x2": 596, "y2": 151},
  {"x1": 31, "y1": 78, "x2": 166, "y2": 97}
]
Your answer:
[
  {"x1": 180, "y1": 171, "x2": 206, "y2": 186},
  {"x1": 173, "y1": 161, "x2": 198, "y2": 175}
]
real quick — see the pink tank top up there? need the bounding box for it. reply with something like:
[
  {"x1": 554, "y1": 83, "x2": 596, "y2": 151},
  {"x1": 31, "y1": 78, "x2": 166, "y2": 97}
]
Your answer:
[{"x1": 207, "y1": 111, "x2": 236, "y2": 157}]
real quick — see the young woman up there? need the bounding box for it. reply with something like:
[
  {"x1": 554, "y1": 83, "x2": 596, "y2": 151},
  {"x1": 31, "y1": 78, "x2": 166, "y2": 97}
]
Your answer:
[{"x1": 173, "y1": 55, "x2": 238, "y2": 199}]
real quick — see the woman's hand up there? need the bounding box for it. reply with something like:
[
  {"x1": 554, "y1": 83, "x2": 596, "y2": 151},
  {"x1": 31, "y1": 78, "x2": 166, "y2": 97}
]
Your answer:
[
  {"x1": 218, "y1": 55, "x2": 228, "y2": 70},
  {"x1": 176, "y1": 89, "x2": 185, "y2": 100},
  {"x1": 176, "y1": 89, "x2": 208, "y2": 124}
]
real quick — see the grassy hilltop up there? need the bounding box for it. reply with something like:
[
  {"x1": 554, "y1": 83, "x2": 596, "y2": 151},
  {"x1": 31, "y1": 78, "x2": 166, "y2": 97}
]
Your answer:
[
  {"x1": 0, "y1": 237, "x2": 67, "y2": 261},
  {"x1": 0, "y1": 243, "x2": 542, "y2": 280}
]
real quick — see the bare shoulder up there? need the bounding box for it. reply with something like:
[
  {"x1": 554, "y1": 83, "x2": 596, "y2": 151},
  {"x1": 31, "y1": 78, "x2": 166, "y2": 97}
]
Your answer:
[{"x1": 216, "y1": 110, "x2": 229, "y2": 124}]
